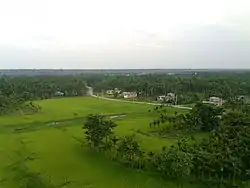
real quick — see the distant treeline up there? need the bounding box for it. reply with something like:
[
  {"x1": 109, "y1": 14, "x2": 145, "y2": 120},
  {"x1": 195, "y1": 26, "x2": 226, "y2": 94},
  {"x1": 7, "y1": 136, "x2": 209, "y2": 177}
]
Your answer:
[
  {"x1": 89, "y1": 73, "x2": 250, "y2": 103},
  {"x1": 1, "y1": 69, "x2": 249, "y2": 76},
  {"x1": 0, "y1": 75, "x2": 87, "y2": 113}
]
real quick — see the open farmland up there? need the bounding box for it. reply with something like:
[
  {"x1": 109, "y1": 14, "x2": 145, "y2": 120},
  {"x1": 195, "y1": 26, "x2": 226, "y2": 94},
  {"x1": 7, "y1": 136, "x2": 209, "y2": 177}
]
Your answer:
[{"x1": 0, "y1": 96, "x2": 200, "y2": 188}]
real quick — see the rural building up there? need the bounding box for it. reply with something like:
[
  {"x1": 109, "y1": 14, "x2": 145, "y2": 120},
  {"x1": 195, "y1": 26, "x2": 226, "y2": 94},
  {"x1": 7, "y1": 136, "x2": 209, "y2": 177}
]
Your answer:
[
  {"x1": 157, "y1": 95, "x2": 167, "y2": 102},
  {"x1": 54, "y1": 91, "x2": 64, "y2": 96},
  {"x1": 157, "y1": 93, "x2": 176, "y2": 102},
  {"x1": 106, "y1": 90, "x2": 114, "y2": 95},
  {"x1": 106, "y1": 88, "x2": 121, "y2": 95},
  {"x1": 167, "y1": 93, "x2": 176, "y2": 99},
  {"x1": 114, "y1": 88, "x2": 121, "y2": 93},
  {"x1": 203, "y1": 96, "x2": 224, "y2": 106},
  {"x1": 122, "y1": 92, "x2": 137, "y2": 99}
]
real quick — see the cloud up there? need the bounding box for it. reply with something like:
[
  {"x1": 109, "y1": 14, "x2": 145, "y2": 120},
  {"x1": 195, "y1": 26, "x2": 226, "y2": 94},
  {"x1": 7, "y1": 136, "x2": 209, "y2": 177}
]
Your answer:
[{"x1": 0, "y1": 0, "x2": 250, "y2": 68}]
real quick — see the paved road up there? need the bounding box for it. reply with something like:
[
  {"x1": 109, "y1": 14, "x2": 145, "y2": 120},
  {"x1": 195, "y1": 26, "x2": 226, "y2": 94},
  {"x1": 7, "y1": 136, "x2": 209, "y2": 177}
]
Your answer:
[
  {"x1": 91, "y1": 94, "x2": 192, "y2": 110},
  {"x1": 86, "y1": 85, "x2": 192, "y2": 110}
]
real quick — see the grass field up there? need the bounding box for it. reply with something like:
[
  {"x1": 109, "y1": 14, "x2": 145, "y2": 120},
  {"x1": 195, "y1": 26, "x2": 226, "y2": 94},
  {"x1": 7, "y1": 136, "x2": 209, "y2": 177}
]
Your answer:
[{"x1": 0, "y1": 96, "x2": 199, "y2": 188}]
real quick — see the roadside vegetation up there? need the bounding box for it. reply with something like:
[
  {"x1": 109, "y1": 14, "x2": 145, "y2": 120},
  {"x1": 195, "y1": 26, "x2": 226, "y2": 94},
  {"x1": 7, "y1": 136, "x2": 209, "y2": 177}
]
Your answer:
[{"x1": 90, "y1": 73, "x2": 250, "y2": 105}]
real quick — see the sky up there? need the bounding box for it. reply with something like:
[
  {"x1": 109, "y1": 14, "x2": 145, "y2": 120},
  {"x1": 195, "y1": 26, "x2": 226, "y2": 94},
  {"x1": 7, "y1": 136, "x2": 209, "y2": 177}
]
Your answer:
[{"x1": 0, "y1": 0, "x2": 250, "y2": 69}]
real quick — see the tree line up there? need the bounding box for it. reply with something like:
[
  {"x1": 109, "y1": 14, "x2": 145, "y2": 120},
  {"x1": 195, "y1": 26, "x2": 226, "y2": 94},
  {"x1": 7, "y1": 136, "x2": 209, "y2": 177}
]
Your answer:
[
  {"x1": 83, "y1": 103, "x2": 250, "y2": 187},
  {"x1": 0, "y1": 75, "x2": 87, "y2": 114},
  {"x1": 89, "y1": 73, "x2": 250, "y2": 104}
]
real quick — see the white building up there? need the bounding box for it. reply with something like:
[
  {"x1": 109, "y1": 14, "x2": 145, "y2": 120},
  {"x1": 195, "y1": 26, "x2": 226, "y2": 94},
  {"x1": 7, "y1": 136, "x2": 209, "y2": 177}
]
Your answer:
[
  {"x1": 122, "y1": 92, "x2": 137, "y2": 99},
  {"x1": 106, "y1": 88, "x2": 121, "y2": 95},
  {"x1": 106, "y1": 90, "x2": 114, "y2": 95},
  {"x1": 157, "y1": 93, "x2": 176, "y2": 102},
  {"x1": 203, "y1": 96, "x2": 224, "y2": 106},
  {"x1": 55, "y1": 91, "x2": 64, "y2": 96}
]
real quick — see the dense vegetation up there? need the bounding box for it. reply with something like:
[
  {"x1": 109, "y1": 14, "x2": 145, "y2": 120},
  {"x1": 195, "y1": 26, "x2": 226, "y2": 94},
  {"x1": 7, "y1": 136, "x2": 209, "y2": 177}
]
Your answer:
[
  {"x1": 0, "y1": 75, "x2": 86, "y2": 114},
  {"x1": 90, "y1": 73, "x2": 250, "y2": 103},
  {"x1": 83, "y1": 102, "x2": 250, "y2": 187},
  {"x1": 1, "y1": 72, "x2": 250, "y2": 187}
]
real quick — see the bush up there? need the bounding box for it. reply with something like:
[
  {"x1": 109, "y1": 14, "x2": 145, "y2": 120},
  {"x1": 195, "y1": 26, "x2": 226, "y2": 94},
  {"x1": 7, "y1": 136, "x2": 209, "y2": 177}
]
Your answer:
[
  {"x1": 83, "y1": 114, "x2": 117, "y2": 149},
  {"x1": 116, "y1": 135, "x2": 145, "y2": 169},
  {"x1": 152, "y1": 146, "x2": 194, "y2": 178}
]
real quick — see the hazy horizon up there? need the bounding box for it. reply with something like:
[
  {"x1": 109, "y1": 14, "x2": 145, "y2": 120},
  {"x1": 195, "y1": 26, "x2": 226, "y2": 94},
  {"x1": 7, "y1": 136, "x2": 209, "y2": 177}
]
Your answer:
[{"x1": 0, "y1": 0, "x2": 250, "y2": 69}]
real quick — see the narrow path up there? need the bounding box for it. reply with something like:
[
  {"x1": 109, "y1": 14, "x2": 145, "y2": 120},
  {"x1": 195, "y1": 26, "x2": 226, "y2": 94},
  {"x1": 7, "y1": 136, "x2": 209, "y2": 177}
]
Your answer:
[
  {"x1": 91, "y1": 95, "x2": 192, "y2": 110},
  {"x1": 86, "y1": 85, "x2": 192, "y2": 110}
]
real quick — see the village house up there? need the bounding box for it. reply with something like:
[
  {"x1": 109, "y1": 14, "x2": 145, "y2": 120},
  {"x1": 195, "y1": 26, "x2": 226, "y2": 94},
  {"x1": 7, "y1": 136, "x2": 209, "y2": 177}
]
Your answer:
[
  {"x1": 203, "y1": 96, "x2": 224, "y2": 106},
  {"x1": 157, "y1": 95, "x2": 166, "y2": 102},
  {"x1": 114, "y1": 88, "x2": 121, "y2": 93},
  {"x1": 106, "y1": 88, "x2": 121, "y2": 95},
  {"x1": 157, "y1": 93, "x2": 176, "y2": 102},
  {"x1": 54, "y1": 91, "x2": 64, "y2": 96},
  {"x1": 122, "y1": 92, "x2": 137, "y2": 99}
]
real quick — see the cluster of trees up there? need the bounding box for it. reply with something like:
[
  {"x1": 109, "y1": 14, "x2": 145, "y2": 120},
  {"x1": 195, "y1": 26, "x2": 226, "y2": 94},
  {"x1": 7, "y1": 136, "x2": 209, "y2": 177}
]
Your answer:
[
  {"x1": 90, "y1": 73, "x2": 250, "y2": 104},
  {"x1": 224, "y1": 97, "x2": 250, "y2": 114},
  {"x1": 150, "y1": 103, "x2": 224, "y2": 132},
  {"x1": 0, "y1": 75, "x2": 87, "y2": 114},
  {"x1": 83, "y1": 115, "x2": 145, "y2": 168},
  {"x1": 83, "y1": 105, "x2": 250, "y2": 187},
  {"x1": 149, "y1": 121, "x2": 250, "y2": 187},
  {"x1": 149, "y1": 96, "x2": 250, "y2": 135},
  {"x1": 83, "y1": 114, "x2": 117, "y2": 149}
]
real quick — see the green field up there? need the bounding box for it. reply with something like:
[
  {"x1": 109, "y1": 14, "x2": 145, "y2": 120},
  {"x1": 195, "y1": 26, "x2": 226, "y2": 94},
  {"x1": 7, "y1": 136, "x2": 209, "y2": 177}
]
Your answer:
[{"x1": 0, "y1": 97, "x2": 198, "y2": 188}]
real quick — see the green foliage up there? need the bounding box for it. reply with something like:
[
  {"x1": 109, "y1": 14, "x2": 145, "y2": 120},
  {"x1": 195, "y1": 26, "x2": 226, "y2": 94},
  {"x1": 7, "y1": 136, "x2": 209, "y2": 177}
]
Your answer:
[
  {"x1": 151, "y1": 103, "x2": 223, "y2": 132},
  {"x1": 91, "y1": 73, "x2": 250, "y2": 103},
  {"x1": 83, "y1": 106, "x2": 250, "y2": 187},
  {"x1": 116, "y1": 135, "x2": 145, "y2": 168},
  {"x1": 0, "y1": 75, "x2": 87, "y2": 114},
  {"x1": 185, "y1": 103, "x2": 223, "y2": 131},
  {"x1": 83, "y1": 114, "x2": 117, "y2": 149},
  {"x1": 190, "y1": 125, "x2": 250, "y2": 185},
  {"x1": 2, "y1": 70, "x2": 250, "y2": 187},
  {"x1": 221, "y1": 111, "x2": 250, "y2": 126},
  {"x1": 152, "y1": 145, "x2": 194, "y2": 178},
  {"x1": 149, "y1": 102, "x2": 250, "y2": 184},
  {"x1": 2, "y1": 138, "x2": 57, "y2": 188},
  {"x1": 0, "y1": 96, "x2": 199, "y2": 188},
  {"x1": 178, "y1": 93, "x2": 201, "y2": 105}
]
